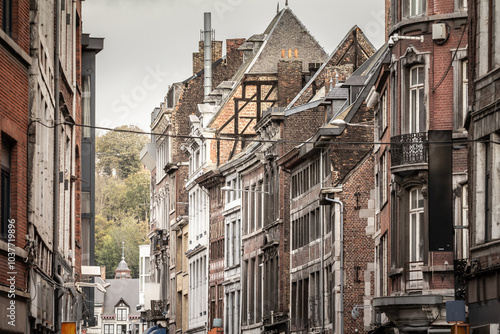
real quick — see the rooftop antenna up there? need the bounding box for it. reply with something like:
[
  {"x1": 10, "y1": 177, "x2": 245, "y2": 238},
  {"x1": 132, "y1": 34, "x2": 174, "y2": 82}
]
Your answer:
[
  {"x1": 121, "y1": 241, "x2": 125, "y2": 261},
  {"x1": 277, "y1": 2, "x2": 279, "y2": 13}
]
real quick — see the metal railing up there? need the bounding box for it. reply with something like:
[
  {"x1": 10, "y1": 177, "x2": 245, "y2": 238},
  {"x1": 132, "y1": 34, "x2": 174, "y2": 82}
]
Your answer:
[{"x1": 391, "y1": 133, "x2": 428, "y2": 167}]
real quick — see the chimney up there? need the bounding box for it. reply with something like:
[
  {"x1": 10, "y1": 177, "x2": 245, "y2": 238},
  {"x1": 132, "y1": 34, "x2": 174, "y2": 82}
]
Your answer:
[{"x1": 204, "y1": 12, "x2": 212, "y2": 99}]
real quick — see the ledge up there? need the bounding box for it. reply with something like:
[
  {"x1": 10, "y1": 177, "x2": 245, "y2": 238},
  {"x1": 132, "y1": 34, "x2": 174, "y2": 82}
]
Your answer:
[{"x1": 0, "y1": 30, "x2": 31, "y2": 66}]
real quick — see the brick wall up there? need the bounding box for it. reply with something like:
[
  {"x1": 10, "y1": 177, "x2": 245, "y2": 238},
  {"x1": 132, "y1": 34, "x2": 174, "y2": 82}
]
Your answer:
[
  {"x1": 193, "y1": 40, "x2": 223, "y2": 75},
  {"x1": 278, "y1": 60, "x2": 302, "y2": 107},
  {"x1": 0, "y1": 0, "x2": 30, "y2": 295},
  {"x1": 339, "y1": 154, "x2": 375, "y2": 334}
]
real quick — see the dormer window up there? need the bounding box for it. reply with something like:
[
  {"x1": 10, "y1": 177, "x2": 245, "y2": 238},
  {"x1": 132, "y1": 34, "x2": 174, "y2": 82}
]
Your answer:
[{"x1": 116, "y1": 307, "x2": 128, "y2": 321}]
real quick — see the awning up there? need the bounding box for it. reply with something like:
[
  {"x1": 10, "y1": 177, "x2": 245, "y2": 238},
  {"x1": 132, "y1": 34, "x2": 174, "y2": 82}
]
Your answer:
[{"x1": 144, "y1": 325, "x2": 167, "y2": 334}]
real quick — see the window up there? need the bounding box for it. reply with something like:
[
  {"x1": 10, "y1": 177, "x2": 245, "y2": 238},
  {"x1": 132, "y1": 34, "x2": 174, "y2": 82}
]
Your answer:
[
  {"x1": 104, "y1": 324, "x2": 114, "y2": 334},
  {"x1": 455, "y1": 185, "x2": 469, "y2": 259},
  {"x1": 378, "y1": 90, "x2": 388, "y2": 138},
  {"x1": 2, "y1": 0, "x2": 13, "y2": 37},
  {"x1": 460, "y1": 0, "x2": 467, "y2": 9},
  {"x1": 409, "y1": 65, "x2": 425, "y2": 133},
  {"x1": 476, "y1": 0, "x2": 496, "y2": 75},
  {"x1": 462, "y1": 60, "x2": 468, "y2": 127},
  {"x1": 379, "y1": 152, "x2": 388, "y2": 208},
  {"x1": 409, "y1": 188, "x2": 424, "y2": 262},
  {"x1": 1, "y1": 138, "x2": 13, "y2": 239},
  {"x1": 116, "y1": 324, "x2": 126, "y2": 334},
  {"x1": 404, "y1": 0, "x2": 426, "y2": 17},
  {"x1": 82, "y1": 76, "x2": 92, "y2": 137},
  {"x1": 156, "y1": 136, "x2": 170, "y2": 182},
  {"x1": 116, "y1": 308, "x2": 128, "y2": 321},
  {"x1": 475, "y1": 136, "x2": 499, "y2": 244}
]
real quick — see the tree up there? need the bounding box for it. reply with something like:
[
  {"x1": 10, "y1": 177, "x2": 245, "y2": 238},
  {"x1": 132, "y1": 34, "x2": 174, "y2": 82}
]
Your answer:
[
  {"x1": 94, "y1": 124, "x2": 151, "y2": 278},
  {"x1": 95, "y1": 215, "x2": 149, "y2": 279},
  {"x1": 96, "y1": 125, "x2": 149, "y2": 179}
]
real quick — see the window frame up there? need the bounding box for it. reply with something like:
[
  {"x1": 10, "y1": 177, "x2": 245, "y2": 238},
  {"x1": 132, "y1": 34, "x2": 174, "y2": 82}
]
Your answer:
[
  {"x1": 404, "y1": 0, "x2": 426, "y2": 17},
  {"x1": 104, "y1": 324, "x2": 114, "y2": 334},
  {"x1": 116, "y1": 308, "x2": 128, "y2": 321},
  {"x1": 409, "y1": 65, "x2": 425, "y2": 133},
  {"x1": 2, "y1": 0, "x2": 13, "y2": 37},
  {"x1": 409, "y1": 188, "x2": 425, "y2": 262}
]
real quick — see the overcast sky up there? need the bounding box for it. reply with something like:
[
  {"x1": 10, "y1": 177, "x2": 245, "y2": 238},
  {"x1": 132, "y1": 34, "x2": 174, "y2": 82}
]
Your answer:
[{"x1": 82, "y1": 0, "x2": 386, "y2": 132}]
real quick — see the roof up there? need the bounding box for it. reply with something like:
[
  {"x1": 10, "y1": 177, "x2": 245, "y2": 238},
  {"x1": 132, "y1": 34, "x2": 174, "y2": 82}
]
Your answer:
[
  {"x1": 208, "y1": 7, "x2": 327, "y2": 128},
  {"x1": 247, "y1": 8, "x2": 327, "y2": 74},
  {"x1": 115, "y1": 259, "x2": 130, "y2": 271},
  {"x1": 101, "y1": 279, "x2": 140, "y2": 316},
  {"x1": 285, "y1": 25, "x2": 375, "y2": 110}
]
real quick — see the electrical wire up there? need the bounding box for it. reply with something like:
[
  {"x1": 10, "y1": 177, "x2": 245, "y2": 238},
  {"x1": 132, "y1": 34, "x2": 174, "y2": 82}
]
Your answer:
[
  {"x1": 432, "y1": 21, "x2": 468, "y2": 93},
  {"x1": 29, "y1": 119, "x2": 500, "y2": 146}
]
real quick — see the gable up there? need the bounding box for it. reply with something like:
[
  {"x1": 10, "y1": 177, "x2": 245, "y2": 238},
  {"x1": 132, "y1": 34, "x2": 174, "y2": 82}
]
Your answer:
[
  {"x1": 114, "y1": 297, "x2": 129, "y2": 309},
  {"x1": 249, "y1": 9, "x2": 327, "y2": 74}
]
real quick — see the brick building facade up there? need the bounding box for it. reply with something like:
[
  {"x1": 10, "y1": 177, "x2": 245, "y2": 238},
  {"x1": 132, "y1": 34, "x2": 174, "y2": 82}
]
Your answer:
[
  {"x1": 1, "y1": 0, "x2": 95, "y2": 333},
  {"x1": 0, "y1": 1, "x2": 31, "y2": 333},
  {"x1": 372, "y1": 0, "x2": 469, "y2": 332}
]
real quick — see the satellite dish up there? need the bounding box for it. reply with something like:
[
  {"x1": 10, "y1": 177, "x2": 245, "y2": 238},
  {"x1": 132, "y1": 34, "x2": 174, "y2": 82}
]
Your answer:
[{"x1": 351, "y1": 307, "x2": 359, "y2": 320}]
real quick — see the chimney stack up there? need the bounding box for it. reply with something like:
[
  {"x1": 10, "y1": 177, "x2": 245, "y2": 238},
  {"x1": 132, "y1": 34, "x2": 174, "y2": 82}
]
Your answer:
[{"x1": 204, "y1": 12, "x2": 212, "y2": 99}]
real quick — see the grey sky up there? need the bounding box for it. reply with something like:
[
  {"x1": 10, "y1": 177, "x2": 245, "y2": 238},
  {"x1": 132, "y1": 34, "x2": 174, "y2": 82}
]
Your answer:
[{"x1": 82, "y1": 0, "x2": 385, "y2": 132}]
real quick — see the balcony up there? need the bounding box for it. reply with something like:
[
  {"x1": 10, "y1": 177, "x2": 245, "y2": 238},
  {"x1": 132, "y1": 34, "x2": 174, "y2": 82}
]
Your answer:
[
  {"x1": 391, "y1": 133, "x2": 428, "y2": 170},
  {"x1": 142, "y1": 300, "x2": 167, "y2": 322}
]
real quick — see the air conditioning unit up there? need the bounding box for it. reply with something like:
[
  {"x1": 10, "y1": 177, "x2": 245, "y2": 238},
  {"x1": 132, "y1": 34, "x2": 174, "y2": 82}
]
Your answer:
[{"x1": 471, "y1": 324, "x2": 499, "y2": 334}]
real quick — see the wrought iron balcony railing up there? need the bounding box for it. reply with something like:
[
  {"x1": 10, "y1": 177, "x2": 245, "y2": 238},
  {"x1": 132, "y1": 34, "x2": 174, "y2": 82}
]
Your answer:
[{"x1": 391, "y1": 133, "x2": 428, "y2": 167}]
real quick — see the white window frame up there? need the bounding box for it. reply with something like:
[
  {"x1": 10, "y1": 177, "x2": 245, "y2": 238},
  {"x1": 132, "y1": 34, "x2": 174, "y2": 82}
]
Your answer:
[
  {"x1": 116, "y1": 308, "x2": 128, "y2": 321},
  {"x1": 104, "y1": 324, "x2": 114, "y2": 334},
  {"x1": 409, "y1": 65, "x2": 425, "y2": 133},
  {"x1": 409, "y1": 188, "x2": 424, "y2": 262}
]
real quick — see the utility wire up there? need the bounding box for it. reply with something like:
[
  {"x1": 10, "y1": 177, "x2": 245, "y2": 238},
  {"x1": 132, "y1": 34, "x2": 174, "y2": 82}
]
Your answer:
[{"x1": 30, "y1": 119, "x2": 500, "y2": 146}]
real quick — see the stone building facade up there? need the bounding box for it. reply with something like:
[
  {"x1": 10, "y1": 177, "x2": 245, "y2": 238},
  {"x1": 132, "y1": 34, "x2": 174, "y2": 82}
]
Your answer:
[{"x1": 466, "y1": 0, "x2": 500, "y2": 330}]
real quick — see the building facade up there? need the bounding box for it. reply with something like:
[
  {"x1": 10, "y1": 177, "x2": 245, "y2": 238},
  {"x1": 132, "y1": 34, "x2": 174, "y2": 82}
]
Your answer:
[
  {"x1": 372, "y1": 0, "x2": 469, "y2": 332},
  {"x1": 81, "y1": 33, "x2": 104, "y2": 330},
  {"x1": 0, "y1": 1, "x2": 31, "y2": 333},
  {"x1": 466, "y1": 0, "x2": 500, "y2": 330}
]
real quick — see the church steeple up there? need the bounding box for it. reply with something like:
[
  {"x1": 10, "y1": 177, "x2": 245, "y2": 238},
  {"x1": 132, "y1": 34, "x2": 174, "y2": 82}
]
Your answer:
[{"x1": 114, "y1": 241, "x2": 131, "y2": 279}]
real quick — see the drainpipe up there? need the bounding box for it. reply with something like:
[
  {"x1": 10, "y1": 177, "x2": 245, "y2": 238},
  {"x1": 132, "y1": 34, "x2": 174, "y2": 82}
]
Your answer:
[
  {"x1": 53, "y1": 0, "x2": 62, "y2": 331},
  {"x1": 323, "y1": 196, "x2": 344, "y2": 334},
  {"x1": 203, "y1": 12, "x2": 212, "y2": 99}
]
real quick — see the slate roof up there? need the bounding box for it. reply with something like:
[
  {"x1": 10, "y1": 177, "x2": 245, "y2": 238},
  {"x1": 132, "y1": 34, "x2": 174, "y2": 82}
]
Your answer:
[{"x1": 101, "y1": 278, "x2": 140, "y2": 316}]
